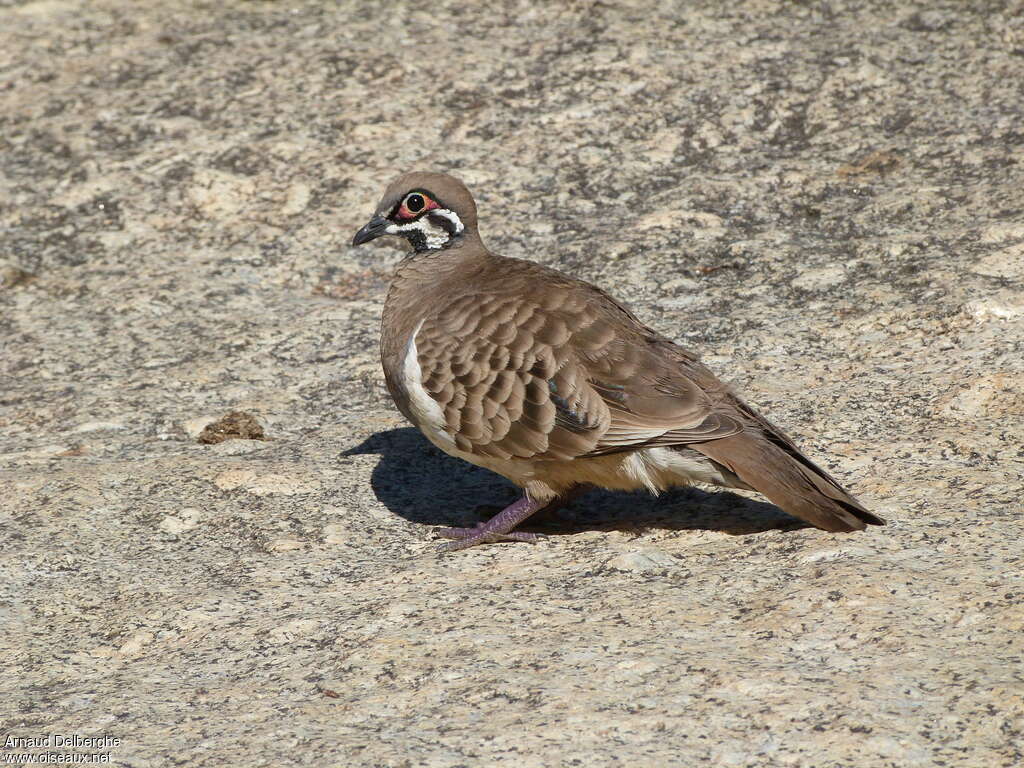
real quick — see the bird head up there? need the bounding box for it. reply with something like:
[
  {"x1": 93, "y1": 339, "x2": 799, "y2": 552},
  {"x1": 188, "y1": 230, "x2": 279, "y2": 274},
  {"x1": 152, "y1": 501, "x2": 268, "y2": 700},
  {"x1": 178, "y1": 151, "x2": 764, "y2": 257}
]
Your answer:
[{"x1": 352, "y1": 171, "x2": 478, "y2": 253}]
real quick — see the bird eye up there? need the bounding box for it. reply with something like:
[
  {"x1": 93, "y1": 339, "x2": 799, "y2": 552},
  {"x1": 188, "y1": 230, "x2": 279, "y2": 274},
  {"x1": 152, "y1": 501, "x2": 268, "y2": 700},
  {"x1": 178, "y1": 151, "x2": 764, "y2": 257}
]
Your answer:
[{"x1": 395, "y1": 191, "x2": 437, "y2": 220}]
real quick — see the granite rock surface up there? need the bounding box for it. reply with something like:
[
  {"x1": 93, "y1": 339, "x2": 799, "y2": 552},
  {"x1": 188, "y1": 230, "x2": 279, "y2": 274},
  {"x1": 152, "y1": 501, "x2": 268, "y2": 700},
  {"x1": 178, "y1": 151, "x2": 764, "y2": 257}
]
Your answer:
[{"x1": 2, "y1": 1, "x2": 1022, "y2": 766}]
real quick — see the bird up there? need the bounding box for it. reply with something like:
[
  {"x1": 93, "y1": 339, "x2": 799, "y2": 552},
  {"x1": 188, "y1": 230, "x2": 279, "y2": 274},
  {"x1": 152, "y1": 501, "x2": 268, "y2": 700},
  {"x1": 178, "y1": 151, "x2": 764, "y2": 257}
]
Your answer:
[{"x1": 352, "y1": 171, "x2": 885, "y2": 551}]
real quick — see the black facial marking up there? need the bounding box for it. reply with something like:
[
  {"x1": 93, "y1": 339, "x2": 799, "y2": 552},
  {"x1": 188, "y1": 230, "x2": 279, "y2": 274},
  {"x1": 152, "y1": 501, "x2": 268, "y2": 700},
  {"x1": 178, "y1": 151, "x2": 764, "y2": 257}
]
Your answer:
[
  {"x1": 404, "y1": 229, "x2": 428, "y2": 252},
  {"x1": 427, "y1": 211, "x2": 458, "y2": 237}
]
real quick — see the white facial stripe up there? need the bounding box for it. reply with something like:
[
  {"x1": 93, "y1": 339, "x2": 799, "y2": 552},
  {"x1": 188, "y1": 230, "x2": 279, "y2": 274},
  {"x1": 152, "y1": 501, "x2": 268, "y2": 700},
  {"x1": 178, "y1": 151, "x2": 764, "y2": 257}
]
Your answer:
[
  {"x1": 388, "y1": 208, "x2": 462, "y2": 250},
  {"x1": 399, "y1": 218, "x2": 449, "y2": 249},
  {"x1": 431, "y1": 209, "x2": 464, "y2": 235}
]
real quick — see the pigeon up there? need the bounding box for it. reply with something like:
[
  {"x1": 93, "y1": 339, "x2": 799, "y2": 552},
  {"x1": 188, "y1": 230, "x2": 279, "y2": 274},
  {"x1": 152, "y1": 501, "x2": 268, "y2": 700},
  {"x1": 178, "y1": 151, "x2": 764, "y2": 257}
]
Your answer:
[{"x1": 352, "y1": 171, "x2": 884, "y2": 551}]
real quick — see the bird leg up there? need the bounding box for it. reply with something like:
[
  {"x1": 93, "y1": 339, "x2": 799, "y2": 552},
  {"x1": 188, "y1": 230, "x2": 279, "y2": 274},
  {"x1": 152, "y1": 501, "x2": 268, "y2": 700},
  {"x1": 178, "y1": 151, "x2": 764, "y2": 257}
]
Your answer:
[{"x1": 435, "y1": 493, "x2": 560, "y2": 551}]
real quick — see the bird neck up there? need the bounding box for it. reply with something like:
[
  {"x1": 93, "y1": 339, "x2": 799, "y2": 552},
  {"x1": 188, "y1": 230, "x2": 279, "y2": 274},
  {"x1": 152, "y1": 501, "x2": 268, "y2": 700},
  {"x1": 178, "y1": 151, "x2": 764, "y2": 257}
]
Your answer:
[
  {"x1": 396, "y1": 231, "x2": 486, "y2": 273},
  {"x1": 380, "y1": 234, "x2": 492, "y2": 403},
  {"x1": 385, "y1": 234, "x2": 490, "y2": 322}
]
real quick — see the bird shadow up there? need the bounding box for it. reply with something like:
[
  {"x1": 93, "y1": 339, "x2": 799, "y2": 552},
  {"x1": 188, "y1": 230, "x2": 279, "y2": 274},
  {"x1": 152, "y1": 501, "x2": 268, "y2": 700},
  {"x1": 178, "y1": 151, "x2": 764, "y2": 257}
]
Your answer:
[{"x1": 342, "y1": 428, "x2": 807, "y2": 538}]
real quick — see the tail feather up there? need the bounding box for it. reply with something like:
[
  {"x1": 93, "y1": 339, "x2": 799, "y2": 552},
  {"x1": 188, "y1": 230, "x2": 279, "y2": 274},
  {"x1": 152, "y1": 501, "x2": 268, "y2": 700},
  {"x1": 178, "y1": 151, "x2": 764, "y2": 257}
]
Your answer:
[{"x1": 690, "y1": 402, "x2": 885, "y2": 532}]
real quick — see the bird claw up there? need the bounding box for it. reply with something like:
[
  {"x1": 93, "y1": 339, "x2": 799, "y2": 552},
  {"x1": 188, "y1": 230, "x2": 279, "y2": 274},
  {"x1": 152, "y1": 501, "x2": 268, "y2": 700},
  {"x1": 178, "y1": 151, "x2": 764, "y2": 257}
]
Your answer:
[
  {"x1": 431, "y1": 494, "x2": 553, "y2": 552},
  {"x1": 434, "y1": 523, "x2": 546, "y2": 551}
]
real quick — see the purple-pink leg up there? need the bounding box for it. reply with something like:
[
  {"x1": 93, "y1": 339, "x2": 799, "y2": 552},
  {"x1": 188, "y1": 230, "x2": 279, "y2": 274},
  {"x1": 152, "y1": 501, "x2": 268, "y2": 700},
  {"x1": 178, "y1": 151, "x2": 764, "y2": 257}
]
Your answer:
[
  {"x1": 435, "y1": 494, "x2": 550, "y2": 552},
  {"x1": 436, "y1": 486, "x2": 590, "y2": 552}
]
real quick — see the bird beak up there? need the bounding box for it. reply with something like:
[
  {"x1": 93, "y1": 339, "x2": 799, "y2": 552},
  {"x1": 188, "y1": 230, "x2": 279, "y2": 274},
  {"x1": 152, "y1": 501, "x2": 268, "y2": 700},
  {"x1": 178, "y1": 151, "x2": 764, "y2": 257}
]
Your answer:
[{"x1": 352, "y1": 215, "x2": 390, "y2": 246}]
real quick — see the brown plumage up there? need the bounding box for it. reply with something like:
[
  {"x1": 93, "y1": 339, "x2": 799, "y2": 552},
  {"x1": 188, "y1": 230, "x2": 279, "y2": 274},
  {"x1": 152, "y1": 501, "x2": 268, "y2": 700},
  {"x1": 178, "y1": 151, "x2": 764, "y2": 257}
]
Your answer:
[{"x1": 353, "y1": 171, "x2": 884, "y2": 550}]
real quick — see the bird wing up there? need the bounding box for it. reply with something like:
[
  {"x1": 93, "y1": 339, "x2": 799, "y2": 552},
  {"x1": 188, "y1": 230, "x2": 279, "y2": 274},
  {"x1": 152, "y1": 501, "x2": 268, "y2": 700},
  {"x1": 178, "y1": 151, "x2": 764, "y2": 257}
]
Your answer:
[{"x1": 412, "y1": 260, "x2": 742, "y2": 462}]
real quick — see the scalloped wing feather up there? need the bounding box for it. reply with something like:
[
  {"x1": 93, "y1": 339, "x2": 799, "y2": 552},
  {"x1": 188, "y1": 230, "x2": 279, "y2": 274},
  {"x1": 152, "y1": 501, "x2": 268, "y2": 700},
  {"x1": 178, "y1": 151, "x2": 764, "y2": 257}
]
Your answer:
[{"x1": 411, "y1": 259, "x2": 743, "y2": 462}]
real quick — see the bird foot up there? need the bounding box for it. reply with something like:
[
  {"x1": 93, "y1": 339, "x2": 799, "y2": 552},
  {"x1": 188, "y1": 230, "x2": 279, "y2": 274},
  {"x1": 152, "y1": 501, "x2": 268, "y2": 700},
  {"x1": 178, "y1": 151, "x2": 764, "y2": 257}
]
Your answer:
[
  {"x1": 434, "y1": 493, "x2": 549, "y2": 552},
  {"x1": 436, "y1": 523, "x2": 546, "y2": 548}
]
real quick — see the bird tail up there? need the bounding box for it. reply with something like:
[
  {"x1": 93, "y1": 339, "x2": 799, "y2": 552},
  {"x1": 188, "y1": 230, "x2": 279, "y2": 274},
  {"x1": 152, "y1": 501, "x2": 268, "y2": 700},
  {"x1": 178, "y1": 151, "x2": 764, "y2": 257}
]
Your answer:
[{"x1": 690, "y1": 402, "x2": 885, "y2": 532}]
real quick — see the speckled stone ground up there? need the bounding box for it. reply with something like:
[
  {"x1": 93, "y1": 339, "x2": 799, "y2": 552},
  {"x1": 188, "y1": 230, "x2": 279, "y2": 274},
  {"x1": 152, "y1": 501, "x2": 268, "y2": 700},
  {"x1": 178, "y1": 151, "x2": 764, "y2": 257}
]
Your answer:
[{"x1": 2, "y1": 1, "x2": 1023, "y2": 766}]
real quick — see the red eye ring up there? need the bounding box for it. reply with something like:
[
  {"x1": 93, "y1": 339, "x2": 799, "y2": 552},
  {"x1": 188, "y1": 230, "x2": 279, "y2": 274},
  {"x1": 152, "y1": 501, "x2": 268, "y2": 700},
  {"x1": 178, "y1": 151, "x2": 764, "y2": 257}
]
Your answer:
[{"x1": 396, "y1": 191, "x2": 439, "y2": 221}]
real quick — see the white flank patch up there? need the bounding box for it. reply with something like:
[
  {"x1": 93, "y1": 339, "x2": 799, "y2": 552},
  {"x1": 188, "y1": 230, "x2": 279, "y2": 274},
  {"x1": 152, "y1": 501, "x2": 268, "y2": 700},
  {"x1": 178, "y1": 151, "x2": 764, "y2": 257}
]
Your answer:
[
  {"x1": 633, "y1": 447, "x2": 748, "y2": 492},
  {"x1": 402, "y1": 321, "x2": 455, "y2": 449},
  {"x1": 400, "y1": 319, "x2": 535, "y2": 485}
]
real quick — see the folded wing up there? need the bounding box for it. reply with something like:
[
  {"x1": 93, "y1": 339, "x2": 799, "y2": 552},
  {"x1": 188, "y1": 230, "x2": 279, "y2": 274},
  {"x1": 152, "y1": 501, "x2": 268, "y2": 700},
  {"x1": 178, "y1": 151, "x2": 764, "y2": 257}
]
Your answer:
[{"x1": 413, "y1": 271, "x2": 742, "y2": 462}]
